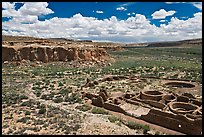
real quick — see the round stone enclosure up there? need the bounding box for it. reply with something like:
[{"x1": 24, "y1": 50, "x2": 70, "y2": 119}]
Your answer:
[
  {"x1": 140, "y1": 90, "x2": 164, "y2": 101},
  {"x1": 169, "y1": 102, "x2": 199, "y2": 114},
  {"x1": 164, "y1": 82, "x2": 195, "y2": 88},
  {"x1": 176, "y1": 96, "x2": 189, "y2": 102}
]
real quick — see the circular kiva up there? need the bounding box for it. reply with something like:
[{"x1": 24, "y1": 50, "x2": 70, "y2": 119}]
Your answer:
[
  {"x1": 176, "y1": 95, "x2": 189, "y2": 102},
  {"x1": 140, "y1": 90, "x2": 164, "y2": 101},
  {"x1": 164, "y1": 81, "x2": 195, "y2": 88},
  {"x1": 162, "y1": 94, "x2": 177, "y2": 104},
  {"x1": 169, "y1": 102, "x2": 199, "y2": 114}
]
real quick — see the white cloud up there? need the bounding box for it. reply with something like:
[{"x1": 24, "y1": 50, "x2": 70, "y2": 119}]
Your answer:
[
  {"x1": 2, "y1": 2, "x2": 54, "y2": 19},
  {"x1": 165, "y1": 2, "x2": 202, "y2": 10},
  {"x1": 120, "y1": 2, "x2": 135, "y2": 7},
  {"x1": 181, "y1": 16, "x2": 188, "y2": 19},
  {"x1": 2, "y1": 2, "x2": 202, "y2": 43},
  {"x1": 160, "y1": 20, "x2": 166, "y2": 22},
  {"x1": 2, "y1": 2, "x2": 18, "y2": 17},
  {"x1": 2, "y1": 2, "x2": 15, "y2": 9},
  {"x1": 165, "y1": 2, "x2": 186, "y2": 4},
  {"x1": 116, "y1": 7, "x2": 127, "y2": 11},
  {"x1": 18, "y1": 2, "x2": 54, "y2": 16},
  {"x1": 191, "y1": 2, "x2": 202, "y2": 10},
  {"x1": 152, "y1": 9, "x2": 176, "y2": 19},
  {"x1": 96, "y1": 10, "x2": 103, "y2": 14},
  {"x1": 127, "y1": 12, "x2": 135, "y2": 16}
]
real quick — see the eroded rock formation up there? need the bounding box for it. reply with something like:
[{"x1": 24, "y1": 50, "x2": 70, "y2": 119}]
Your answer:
[{"x1": 2, "y1": 45, "x2": 109, "y2": 63}]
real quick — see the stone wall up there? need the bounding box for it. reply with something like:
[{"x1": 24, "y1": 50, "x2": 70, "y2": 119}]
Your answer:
[{"x1": 141, "y1": 109, "x2": 202, "y2": 135}]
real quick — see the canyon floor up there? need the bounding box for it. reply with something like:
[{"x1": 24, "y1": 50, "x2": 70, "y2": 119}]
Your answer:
[{"x1": 2, "y1": 36, "x2": 202, "y2": 135}]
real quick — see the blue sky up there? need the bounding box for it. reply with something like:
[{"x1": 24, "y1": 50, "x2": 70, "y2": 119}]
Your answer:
[{"x1": 2, "y1": 2, "x2": 202, "y2": 43}]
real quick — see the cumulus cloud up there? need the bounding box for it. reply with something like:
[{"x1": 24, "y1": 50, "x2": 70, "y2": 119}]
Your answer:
[
  {"x1": 2, "y1": 2, "x2": 202, "y2": 43},
  {"x1": 2, "y1": 2, "x2": 15, "y2": 9},
  {"x1": 18, "y1": 2, "x2": 54, "y2": 16},
  {"x1": 96, "y1": 10, "x2": 103, "y2": 14},
  {"x1": 116, "y1": 7, "x2": 127, "y2": 11},
  {"x1": 2, "y1": 2, "x2": 54, "y2": 21},
  {"x1": 152, "y1": 9, "x2": 176, "y2": 19}
]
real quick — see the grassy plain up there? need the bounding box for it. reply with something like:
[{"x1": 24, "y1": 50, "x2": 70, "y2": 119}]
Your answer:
[{"x1": 2, "y1": 45, "x2": 202, "y2": 135}]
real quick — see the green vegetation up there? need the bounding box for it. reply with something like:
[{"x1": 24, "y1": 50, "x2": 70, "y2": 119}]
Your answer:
[
  {"x1": 17, "y1": 117, "x2": 30, "y2": 123},
  {"x1": 76, "y1": 104, "x2": 92, "y2": 112},
  {"x1": 25, "y1": 110, "x2": 31, "y2": 115},
  {"x1": 91, "y1": 107, "x2": 109, "y2": 115},
  {"x1": 64, "y1": 92, "x2": 82, "y2": 104},
  {"x1": 106, "y1": 47, "x2": 202, "y2": 83},
  {"x1": 38, "y1": 108, "x2": 46, "y2": 114},
  {"x1": 108, "y1": 115, "x2": 120, "y2": 123},
  {"x1": 2, "y1": 44, "x2": 201, "y2": 135},
  {"x1": 58, "y1": 88, "x2": 72, "y2": 95},
  {"x1": 123, "y1": 120, "x2": 150, "y2": 134}
]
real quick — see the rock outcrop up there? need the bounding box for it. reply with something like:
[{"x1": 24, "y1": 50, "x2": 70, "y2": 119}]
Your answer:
[
  {"x1": 2, "y1": 46, "x2": 17, "y2": 62},
  {"x1": 2, "y1": 45, "x2": 109, "y2": 63}
]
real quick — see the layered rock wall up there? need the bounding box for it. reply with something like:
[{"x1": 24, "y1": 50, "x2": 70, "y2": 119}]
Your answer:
[{"x1": 2, "y1": 45, "x2": 109, "y2": 63}]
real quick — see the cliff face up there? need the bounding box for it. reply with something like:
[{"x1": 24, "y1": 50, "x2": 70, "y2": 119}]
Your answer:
[{"x1": 2, "y1": 45, "x2": 109, "y2": 63}]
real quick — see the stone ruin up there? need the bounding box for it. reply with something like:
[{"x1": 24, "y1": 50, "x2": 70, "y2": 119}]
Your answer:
[
  {"x1": 82, "y1": 75, "x2": 202, "y2": 135},
  {"x1": 2, "y1": 44, "x2": 109, "y2": 63}
]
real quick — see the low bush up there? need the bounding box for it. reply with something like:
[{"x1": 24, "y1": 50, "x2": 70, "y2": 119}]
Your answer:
[
  {"x1": 91, "y1": 107, "x2": 109, "y2": 115},
  {"x1": 76, "y1": 104, "x2": 92, "y2": 112}
]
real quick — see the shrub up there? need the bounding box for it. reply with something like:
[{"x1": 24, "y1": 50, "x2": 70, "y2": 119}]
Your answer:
[
  {"x1": 91, "y1": 107, "x2": 109, "y2": 115},
  {"x1": 37, "y1": 103, "x2": 46, "y2": 109},
  {"x1": 53, "y1": 97, "x2": 63, "y2": 103},
  {"x1": 64, "y1": 92, "x2": 82, "y2": 104},
  {"x1": 143, "y1": 125, "x2": 150, "y2": 134},
  {"x1": 38, "y1": 108, "x2": 46, "y2": 114},
  {"x1": 19, "y1": 95, "x2": 29, "y2": 100},
  {"x1": 125, "y1": 121, "x2": 143, "y2": 130},
  {"x1": 108, "y1": 115, "x2": 120, "y2": 123},
  {"x1": 58, "y1": 82, "x2": 64, "y2": 87},
  {"x1": 25, "y1": 111, "x2": 31, "y2": 115},
  {"x1": 21, "y1": 101, "x2": 32, "y2": 107},
  {"x1": 76, "y1": 104, "x2": 92, "y2": 112},
  {"x1": 17, "y1": 117, "x2": 29, "y2": 123},
  {"x1": 59, "y1": 88, "x2": 71, "y2": 95}
]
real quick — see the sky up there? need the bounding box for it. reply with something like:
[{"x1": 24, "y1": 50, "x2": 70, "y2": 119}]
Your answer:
[{"x1": 2, "y1": 2, "x2": 202, "y2": 43}]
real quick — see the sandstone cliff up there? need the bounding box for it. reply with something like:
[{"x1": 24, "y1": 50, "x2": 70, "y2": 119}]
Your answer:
[{"x1": 2, "y1": 45, "x2": 109, "y2": 63}]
